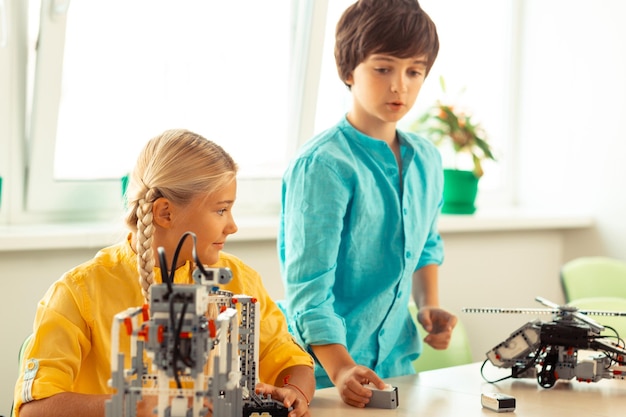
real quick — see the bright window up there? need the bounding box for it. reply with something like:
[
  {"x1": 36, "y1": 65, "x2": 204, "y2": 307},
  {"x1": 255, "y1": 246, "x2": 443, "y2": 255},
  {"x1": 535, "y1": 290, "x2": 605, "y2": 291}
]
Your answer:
[
  {"x1": 22, "y1": 0, "x2": 305, "y2": 221},
  {"x1": 53, "y1": 1, "x2": 291, "y2": 181}
]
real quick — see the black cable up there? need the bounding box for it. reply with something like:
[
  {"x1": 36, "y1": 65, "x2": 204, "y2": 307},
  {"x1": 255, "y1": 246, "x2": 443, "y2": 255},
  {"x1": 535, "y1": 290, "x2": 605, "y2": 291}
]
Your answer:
[
  {"x1": 157, "y1": 246, "x2": 173, "y2": 296},
  {"x1": 480, "y1": 344, "x2": 545, "y2": 384},
  {"x1": 168, "y1": 231, "x2": 214, "y2": 285},
  {"x1": 602, "y1": 325, "x2": 625, "y2": 347},
  {"x1": 176, "y1": 299, "x2": 195, "y2": 368},
  {"x1": 480, "y1": 359, "x2": 512, "y2": 384},
  {"x1": 161, "y1": 231, "x2": 206, "y2": 388},
  {"x1": 170, "y1": 293, "x2": 182, "y2": 389},
  {"x1": 169, "y1": 232, "x2": 195, "y2": 284},
  {"x1": 537, "y1": 346, "x2": 558, "y2": 388},
  {"x1": 169, "y1": 231, "x2": 211, "y2": 282}
]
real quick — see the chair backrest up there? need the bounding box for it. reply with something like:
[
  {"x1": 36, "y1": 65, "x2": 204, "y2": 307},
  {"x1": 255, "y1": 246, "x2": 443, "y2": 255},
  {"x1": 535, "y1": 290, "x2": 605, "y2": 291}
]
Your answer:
[
  {"x1": 560, "y1": 256, "x2": 626, "y2": 302},
  {"x1": 408, "y1": 303, "x2": 473, "y2": 373},
  {"x1": 11, "y1": 333, "x2": 34, "y2": 417},
  {"x1": 567, "y1": 296, "x2": 626, "y2": 341}
]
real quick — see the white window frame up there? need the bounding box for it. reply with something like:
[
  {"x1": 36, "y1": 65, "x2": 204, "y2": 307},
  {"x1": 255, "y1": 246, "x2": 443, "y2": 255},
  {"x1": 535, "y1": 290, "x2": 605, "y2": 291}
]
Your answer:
[
  {"x1": 0, "y1": 0, "x2": 10, "y2": 221},
  {"x1": 4, "y1": 0, "x2": 329, "y2": 224},
  {"x1": 27, "y1": 0, "x2": 121, "y2": 221},
  {"x1": 1, "y1": 0, "x2": 29, "y2": 225}
]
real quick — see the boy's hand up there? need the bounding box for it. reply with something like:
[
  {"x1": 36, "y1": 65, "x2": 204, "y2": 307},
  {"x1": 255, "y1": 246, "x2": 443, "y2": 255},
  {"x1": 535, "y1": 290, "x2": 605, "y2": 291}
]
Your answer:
[
  {"x1": 335, "y1": 365, "x2": 386, "y2": 408},
  {"x1": 418, "y1": 307, "x2": 458, "y2": 349}
]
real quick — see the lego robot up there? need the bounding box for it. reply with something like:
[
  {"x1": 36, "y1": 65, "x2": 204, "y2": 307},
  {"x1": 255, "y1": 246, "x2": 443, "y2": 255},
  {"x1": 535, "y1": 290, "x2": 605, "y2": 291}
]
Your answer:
[
  {"x1": 105, "y1": 233, "x2": 290, "y2": 417},
  {"x1": 464, "y1": 296, "x2": 626, "y2": 388}
]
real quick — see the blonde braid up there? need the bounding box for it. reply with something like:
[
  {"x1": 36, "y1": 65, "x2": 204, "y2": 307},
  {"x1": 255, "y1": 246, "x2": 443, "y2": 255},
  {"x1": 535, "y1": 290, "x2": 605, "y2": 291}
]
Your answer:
[{"x1": 136, "y1": 189, "x2": 158, "y2": 302}]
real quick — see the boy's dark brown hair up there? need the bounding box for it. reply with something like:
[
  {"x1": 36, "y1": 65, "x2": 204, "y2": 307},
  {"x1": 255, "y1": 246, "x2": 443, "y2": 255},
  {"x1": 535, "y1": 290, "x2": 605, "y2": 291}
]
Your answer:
[{"x1": 334, "y1": 0, "x2": 439, "y2": 87}]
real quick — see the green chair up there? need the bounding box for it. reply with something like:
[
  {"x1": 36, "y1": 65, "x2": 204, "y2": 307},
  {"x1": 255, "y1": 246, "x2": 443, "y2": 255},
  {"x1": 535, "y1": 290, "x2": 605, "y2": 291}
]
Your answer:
[
  {"x1": 409, "y1": 302, "x2": 473, "y2": 373},
  {"x1": 560, "y1": 256, "x2": 626, "y2": 302},
  {"x1": 10, "y1": 333, "x2": 34, "y2": 417},
  {"x1": 567, "y1": 296, "x2": 626, "y2": 341}
]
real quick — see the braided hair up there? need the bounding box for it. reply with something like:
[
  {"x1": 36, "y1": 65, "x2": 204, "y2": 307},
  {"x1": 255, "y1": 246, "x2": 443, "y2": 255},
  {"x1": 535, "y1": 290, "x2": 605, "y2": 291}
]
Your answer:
[{"x1": 124, "y1": 129, "x2": 237, "y2": 301}]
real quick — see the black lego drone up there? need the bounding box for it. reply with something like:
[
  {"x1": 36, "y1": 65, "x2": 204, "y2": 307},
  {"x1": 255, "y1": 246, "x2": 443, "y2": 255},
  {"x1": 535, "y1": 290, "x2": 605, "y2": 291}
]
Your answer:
[{"x1": 463, "y1": 296, "x2": 626, "y2": 388}]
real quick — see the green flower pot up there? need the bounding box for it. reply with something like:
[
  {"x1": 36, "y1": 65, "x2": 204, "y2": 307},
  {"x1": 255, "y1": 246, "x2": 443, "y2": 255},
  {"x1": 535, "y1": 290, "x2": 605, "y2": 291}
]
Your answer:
[
  {"x1": 442, "y1": 169, "x2": 479, "y2": 214},
  {"x1": 121, "y1": 174, "x2": 129, "y2": 208}
]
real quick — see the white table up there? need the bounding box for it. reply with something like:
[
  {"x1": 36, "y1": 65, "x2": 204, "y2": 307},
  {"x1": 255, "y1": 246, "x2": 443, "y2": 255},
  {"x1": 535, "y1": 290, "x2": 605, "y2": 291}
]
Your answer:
[{"x1": 312, "y1": 362, "x2": 626, "y2": 416}]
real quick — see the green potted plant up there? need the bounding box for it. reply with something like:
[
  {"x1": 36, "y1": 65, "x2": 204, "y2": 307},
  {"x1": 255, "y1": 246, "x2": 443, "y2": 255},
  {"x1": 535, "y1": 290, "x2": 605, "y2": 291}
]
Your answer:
[{"x1": 410, "y1": 76, "x2": 496, "y2": 214}]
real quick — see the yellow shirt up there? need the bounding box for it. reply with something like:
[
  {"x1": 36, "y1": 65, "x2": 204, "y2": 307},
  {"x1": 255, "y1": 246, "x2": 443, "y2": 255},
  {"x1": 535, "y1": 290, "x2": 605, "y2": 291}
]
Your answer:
[{"x1": 13, "y1": 237, "x2": 312, "y2": 416}]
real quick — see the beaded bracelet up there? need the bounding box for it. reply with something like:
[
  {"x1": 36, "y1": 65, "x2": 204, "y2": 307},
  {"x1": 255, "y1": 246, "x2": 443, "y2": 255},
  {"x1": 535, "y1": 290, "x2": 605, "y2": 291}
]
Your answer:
[{"x1": 283, "y1": 375, "x2": 310, "y2": 406}]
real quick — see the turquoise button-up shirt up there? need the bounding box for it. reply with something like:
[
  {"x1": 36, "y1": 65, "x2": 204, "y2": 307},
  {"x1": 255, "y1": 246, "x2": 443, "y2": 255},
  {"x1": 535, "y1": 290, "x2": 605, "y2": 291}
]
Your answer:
[{"x1": 278, "y1": 116, "x2": 444, "y2": 387}]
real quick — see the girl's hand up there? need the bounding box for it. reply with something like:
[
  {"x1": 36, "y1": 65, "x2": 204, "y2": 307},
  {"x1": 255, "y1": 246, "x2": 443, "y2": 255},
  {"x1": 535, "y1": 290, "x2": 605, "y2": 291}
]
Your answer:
[{"x1": 255, "y1": 382, "x2": 311, "y2": 417}]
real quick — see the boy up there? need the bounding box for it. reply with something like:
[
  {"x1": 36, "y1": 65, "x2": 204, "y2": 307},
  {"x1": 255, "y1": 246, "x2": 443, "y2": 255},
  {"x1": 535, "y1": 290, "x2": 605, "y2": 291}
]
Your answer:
[{"x1": 278, "y1": 0, "x2": 457, "y2": 408}]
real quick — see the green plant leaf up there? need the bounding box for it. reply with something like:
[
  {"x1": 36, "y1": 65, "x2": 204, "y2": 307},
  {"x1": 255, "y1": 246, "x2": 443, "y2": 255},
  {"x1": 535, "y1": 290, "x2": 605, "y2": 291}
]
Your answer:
[
  {"x1": 474, "y1": 137, "x2": 496, "y2": 160},
  {"x1": 439, "y1": 75, "x2": 447, "y2": 93}
]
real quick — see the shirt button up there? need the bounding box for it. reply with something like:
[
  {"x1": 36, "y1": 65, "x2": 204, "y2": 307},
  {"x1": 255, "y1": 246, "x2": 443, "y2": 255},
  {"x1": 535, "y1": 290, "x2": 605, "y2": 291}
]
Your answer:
[
  {"x1": 380, "y1": 329, "x2": 385, "y2": 336},
  {"x1": 403, "y1": 208, "x2": 408, "y2": 215},
  {"x1": 405, "y1": 251, "x2": 412, "y2": 258}
]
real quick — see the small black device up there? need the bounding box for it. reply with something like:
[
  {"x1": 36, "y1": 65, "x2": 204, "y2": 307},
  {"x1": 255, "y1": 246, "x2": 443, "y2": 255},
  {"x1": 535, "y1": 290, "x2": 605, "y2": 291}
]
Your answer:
[{"x1": 481, "y1": 392, "x2": 516, "y2": 412}]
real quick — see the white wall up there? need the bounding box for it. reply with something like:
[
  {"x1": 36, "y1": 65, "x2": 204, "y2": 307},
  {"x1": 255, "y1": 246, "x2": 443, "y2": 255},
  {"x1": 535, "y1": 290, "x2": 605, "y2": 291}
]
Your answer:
[
  {"x1": 439, "y1": 229, "x2": 568, "y2": 360},
  {"x1": 516, "y1": 0, "x2": 626, "y2": 261}
]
